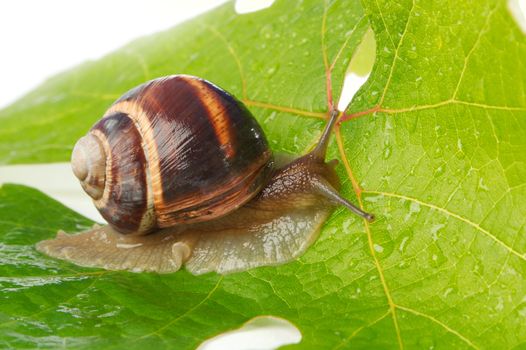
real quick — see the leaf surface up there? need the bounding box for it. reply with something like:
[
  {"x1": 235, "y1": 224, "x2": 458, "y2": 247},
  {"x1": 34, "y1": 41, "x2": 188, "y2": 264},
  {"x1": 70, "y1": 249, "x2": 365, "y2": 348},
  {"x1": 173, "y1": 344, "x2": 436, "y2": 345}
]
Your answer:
[{"x1": 0, "y1": 0, "x2": 525, "y2": 349}]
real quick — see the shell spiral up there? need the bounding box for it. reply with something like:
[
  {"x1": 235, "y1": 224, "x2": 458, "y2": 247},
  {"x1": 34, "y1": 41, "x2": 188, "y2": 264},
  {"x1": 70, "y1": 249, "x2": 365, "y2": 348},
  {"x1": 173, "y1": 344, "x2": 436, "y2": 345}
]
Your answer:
[{"x1": 71, "y1": 75, "x2": 274, "y2": 234}]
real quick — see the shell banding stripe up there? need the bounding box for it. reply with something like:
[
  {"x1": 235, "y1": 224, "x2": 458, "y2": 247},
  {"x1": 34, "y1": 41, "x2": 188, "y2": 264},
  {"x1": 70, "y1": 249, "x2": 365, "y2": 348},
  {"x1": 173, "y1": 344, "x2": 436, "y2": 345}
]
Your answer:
[
  {"x1": 103, "y1": 94, "x2": 165, "y2": 228},
  {"x1": 90, "y1": 113, "x2": 155, "y2": 234},
  {"x1": 183, "y1": 78, "x2": 236, "y2": 158},
  {"x1": 105, "y1": 75, "x2": 272, "y2": 227}
]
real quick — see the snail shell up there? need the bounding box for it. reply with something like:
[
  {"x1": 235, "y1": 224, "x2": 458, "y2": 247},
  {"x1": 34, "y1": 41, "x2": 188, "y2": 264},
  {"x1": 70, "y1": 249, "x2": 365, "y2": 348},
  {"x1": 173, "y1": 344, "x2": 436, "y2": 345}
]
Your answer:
[{"x1": 71, "y1": 75, "x2": 273, "y2": 234}]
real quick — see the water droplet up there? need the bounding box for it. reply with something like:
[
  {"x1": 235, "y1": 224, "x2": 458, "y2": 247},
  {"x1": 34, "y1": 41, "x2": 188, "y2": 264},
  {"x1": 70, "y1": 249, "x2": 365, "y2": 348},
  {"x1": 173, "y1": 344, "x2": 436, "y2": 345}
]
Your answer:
[
  {"x1": 434, "y1": 164, "x2": 446, "y2": 177},
  {"x1": 429, "y1": 244, "x2": 447, "y2": 268},
  {"x1": 342, "y1": 218, "x2": 353, "y2": 233},
  {"x1": 417, "y1": 335, "x2": 435, "y2": 349},
  {"x1": 365, "y1": 195, "x2": 383, "y2": 203},
  {"x1": 265, "y1": 63, "x2": 280, "y2": 78},
  {"x1": 404, "y1": 201, "x2": 421, "y2": 222},
  {"x1": 260, "y1": 24, "x2": 275, "y2": 39},
  {"x1": 473, "y1": 257, "x2": 485, "y2": 276},
  {"x1": 407, "y1": 49, "x2": 417, "y2": 59},
  {"x1": 478, "y1": 177, "x2": 489, "y2": 191},
  {"x1": 495, "y1": 296, "x2": 504, "y2": 312},
  {"x1": 264, "y1": 111, "x2": 277, "y2": 124},
  {"x1": 399, "y1": 236, "x2": 409, "y2": 253},
  {"x1": 443, "y1": 287, "x2": 454, "y2": 297},
  {"x1": 430, "y1": 224, "x2": 445, "y2": 241},
  {"x1": 398, "y1": 261, "x2": 409, "y2": 269},
  {"x1": 383, "y1": 145, "x2": 392, "y2": 159}
]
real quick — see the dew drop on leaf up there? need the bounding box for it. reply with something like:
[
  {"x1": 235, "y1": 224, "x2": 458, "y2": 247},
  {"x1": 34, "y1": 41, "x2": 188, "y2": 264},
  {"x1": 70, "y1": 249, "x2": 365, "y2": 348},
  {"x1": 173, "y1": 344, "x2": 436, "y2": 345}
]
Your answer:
[
  {"x1": 398, "y1": 236, "x2": 409, "y2": 253},
  {"x1": 404, "y1": 201, "x2": 421, "y2": 222},
  {"x1": 443, "y1": 287, "x2": 454, "y2": 298},
  {"x1": 398, "y1": 261, "x2": 409, "y2": 269},
  {"x1": 430, "y1": 223, "x2": 445, "y2": 241},
  {"x1": 478, "y1": 177, "x2": 489, "y2": 191},
  {"x1": 259, "y1": 23, "x2": 275, "y2": 39},
  {"x1": 364, "y1": 194, "x2": 383, "y2": 203},
  {"x1": 406, "y1": 49, "x2": 418, "y2": 59},
  {"x1": 457, "y1": 138, "x2": 463, "y2": 152},
  {"x1": 416, "y1": 336, "x2": 436, "y2": 349},
  {"x1": 428, "y1": 244, "x2": 447, "y2": 268},
  {"x1": 342, "y1": 218, "x2": 352, "y2": 233},
  {"x1": 495, "y1": 296, "x2": 505, "y2": 312},
  {"x1": 383, "y1": 145, "x2": 392, "y2": 159},
  {"x1": 264, "y1": 63, "x2": 280, "y2": 77},
  {"x1": 434, "y1": 164, "x2": 446, "y2": 177}
]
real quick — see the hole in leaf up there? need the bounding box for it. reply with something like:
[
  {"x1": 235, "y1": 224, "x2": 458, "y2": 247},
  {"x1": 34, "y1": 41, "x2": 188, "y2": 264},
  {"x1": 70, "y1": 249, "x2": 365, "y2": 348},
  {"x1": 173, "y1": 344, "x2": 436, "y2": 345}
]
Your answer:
[
  {"x1": 337, "y1": 27, "x2": 376, "y2": 111},
  {"x1": 508, "y1": 0, "x2": 526, "y2": 33},
  {"x1": 197, "y1": 315, "x2": 301, "y2": 350},
  {"x1": 235, "y1": 0, "x2": 275, "y2": 14}
]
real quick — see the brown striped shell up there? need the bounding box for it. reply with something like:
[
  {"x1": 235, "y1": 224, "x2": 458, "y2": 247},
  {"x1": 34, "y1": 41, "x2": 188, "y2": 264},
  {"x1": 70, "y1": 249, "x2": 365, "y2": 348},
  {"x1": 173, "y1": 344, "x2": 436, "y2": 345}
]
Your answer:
[{"x1": 71, "y1": 75, "x2": 274, "y2": 235}]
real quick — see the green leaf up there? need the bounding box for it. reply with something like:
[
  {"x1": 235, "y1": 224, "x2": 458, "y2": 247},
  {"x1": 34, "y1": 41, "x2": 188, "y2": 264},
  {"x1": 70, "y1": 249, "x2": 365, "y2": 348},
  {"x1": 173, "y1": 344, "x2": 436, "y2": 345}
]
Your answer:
[{"x1": 1, "y1": 0, "x2": 526, "y2": 349}]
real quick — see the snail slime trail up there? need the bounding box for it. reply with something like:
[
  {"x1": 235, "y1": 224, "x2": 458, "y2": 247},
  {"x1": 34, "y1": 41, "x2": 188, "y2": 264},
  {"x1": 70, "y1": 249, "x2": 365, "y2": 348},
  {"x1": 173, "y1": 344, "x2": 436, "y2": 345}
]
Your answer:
[{"x1": 37, "y1": 75, "x2": 374, "y2": 274}]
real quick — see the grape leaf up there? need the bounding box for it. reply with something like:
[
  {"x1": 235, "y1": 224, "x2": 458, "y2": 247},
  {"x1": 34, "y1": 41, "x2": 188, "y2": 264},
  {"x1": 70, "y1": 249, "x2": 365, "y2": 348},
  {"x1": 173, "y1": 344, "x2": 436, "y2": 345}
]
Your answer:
[{"x1": 1, "y1": 0, "x2": 526, "y2": 349}]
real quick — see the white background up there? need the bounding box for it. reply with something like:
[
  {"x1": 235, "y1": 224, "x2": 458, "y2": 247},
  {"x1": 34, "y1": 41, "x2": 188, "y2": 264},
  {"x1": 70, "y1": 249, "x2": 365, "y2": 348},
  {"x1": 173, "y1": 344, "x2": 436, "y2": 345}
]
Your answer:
[{"x1": 0, "y1": 0, "x2": 228, "y2": 108}]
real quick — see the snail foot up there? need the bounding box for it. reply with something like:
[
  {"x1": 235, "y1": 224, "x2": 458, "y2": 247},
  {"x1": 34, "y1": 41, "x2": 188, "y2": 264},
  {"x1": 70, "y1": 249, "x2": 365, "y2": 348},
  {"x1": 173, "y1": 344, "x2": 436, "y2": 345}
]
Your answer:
[{"x1": 36, "y1": 226, "x2": 193, "y2": 273}]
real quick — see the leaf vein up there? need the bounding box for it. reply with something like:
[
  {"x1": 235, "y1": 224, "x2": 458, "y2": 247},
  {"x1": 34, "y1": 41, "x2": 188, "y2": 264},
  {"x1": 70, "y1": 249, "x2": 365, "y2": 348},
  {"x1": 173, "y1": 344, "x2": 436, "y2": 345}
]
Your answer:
[
  {"x1": 204, "y1": 25, "x2": 248, "y2": 99},
  {"x1": 335, "y1": 126, "x2": 403, "y2": 349},
  {"x1": 451, "y1": 3, "x2": 500, "y2": 100},
  {"x1": 333, "y1": 309, "x2": 391, "y2": 349},
  {"x1": 137, "y1": 276, "x2": 224, "y2": 341},
  {"x1": 396, "y1": 305, "x2": 479, "y2": 349},
  {"x1": 364, "y1": 190, "x2": 525, "y2": 261},
  {"x1": 378, "y1": 0, "x2": 416, "y2": 106}
]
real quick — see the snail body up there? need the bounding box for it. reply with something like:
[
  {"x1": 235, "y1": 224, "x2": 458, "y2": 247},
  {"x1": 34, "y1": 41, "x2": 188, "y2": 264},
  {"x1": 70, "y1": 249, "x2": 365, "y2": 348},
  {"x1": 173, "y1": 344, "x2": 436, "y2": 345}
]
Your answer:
[{"x1": 37, "y1": 75, "x2": 373, "y2": 274}]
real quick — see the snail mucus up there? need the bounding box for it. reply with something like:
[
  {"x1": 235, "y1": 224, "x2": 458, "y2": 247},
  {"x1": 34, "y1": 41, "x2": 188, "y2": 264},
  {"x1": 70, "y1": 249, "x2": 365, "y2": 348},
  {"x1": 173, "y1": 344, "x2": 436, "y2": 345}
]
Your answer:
[{"x1": 37, "y1": 75, "x2": 374, "y2": 274}]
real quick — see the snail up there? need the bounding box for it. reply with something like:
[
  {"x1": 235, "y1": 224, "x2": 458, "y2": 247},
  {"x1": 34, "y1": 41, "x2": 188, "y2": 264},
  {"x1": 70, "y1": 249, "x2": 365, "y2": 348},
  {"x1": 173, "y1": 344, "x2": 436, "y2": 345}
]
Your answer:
[{"x1": 36, "y1": 75, "x2": 374, "y2": 274}]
